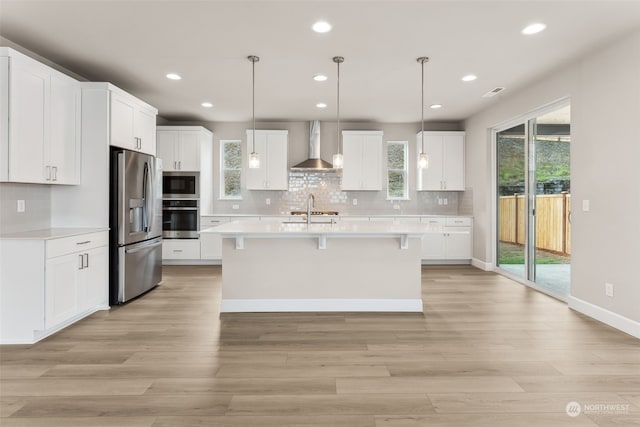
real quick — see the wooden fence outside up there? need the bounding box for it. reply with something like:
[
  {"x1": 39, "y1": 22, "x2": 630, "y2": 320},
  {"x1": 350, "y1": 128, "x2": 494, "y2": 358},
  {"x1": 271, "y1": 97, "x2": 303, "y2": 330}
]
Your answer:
[{"x1": 499, "y1": 193, "x2": 571, "y2": 255}]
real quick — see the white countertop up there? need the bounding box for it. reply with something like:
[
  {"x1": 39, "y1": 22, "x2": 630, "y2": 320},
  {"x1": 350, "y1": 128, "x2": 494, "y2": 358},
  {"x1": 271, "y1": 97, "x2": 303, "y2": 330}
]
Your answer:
[
  {"x1": 0, "y1": 228, "x2": 109, "y2": 240},
  {"x1": 202, "y1": 213, "x2": 473, "y2": 218},
  {"x1": 202, "y1": 220, "x2": 468, "y2": 237}
]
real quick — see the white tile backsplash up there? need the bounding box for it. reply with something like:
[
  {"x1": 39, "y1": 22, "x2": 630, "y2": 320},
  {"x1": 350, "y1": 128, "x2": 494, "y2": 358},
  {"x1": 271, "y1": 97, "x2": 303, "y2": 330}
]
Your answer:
[{"x1": 0, "y1": 183, "x2": 51, "y2": 234}]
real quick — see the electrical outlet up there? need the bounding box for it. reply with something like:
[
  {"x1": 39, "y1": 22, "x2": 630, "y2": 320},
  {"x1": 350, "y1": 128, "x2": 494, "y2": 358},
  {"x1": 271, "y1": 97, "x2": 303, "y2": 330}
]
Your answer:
[
  {"x1": 443, "y1": 198, "x2": 448, "y2": 205},
  {"x1": 232, "y1": 204, "x2": 240, "y2": 210},
  {"x1": 16, "y1": 200, "x2": 25, "y2": 213},
  {"x1": 582, "y1": 200, "x2": 590, "y2": 212},
  {"x1": 352, "y1": 198, "x2": 358, "y2": 206},
  {"x1": 265, "y1": 198, "x2": 271, "y2": 205},
  {"x1": 605, "y1": 283, "x2": 614, "y2": 297},
  {"x1": 393, "y1": 204, "x2": 400, "y2": 210}
]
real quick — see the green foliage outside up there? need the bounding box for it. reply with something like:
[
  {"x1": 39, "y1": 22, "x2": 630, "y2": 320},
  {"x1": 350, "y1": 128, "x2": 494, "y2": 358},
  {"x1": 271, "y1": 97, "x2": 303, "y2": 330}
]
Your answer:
[{"x1": 497, "y1": 137, "x2": 570, "y2": 187}]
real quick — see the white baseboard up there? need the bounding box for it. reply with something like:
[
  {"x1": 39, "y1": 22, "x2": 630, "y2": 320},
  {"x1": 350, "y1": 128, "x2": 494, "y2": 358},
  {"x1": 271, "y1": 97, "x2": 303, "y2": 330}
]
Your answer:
[
  {"x1": 568, "y1": 296, "x2": 640, "y2": 339},
  {"x1": 220, "y1": 298, "x2": 424, "y2": 313},
  {"x1": 162, "y1": 259, "x2": 221, "y2": 266},
  {"x1": 472, "y1": 258, "x2": 494, "y2": 271}
]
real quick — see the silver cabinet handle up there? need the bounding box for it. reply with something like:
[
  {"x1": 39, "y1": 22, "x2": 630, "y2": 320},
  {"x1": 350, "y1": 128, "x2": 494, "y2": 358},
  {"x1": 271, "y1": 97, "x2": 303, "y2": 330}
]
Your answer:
[
  {"x1": 52, "y1": 166, "x2": 58, "y2": 181},
  {"x1": 84, "y1": 253, "x2": 89, "y2": 268},
  {"x1": 178, "y1": 161, "x2": 181, "y2": 170},
  {"x1": 173, "y1": 249, "x2": 183, "y2": 252},
  {"x1": 78, "y1": 254, "x2": 84, "y2": 270},
  {"x1": 45, "y1": 166, "x2": 51, "y2": 181},
  {"x1": 76, "y1": 240, "x2": 91, "y2": 245}
]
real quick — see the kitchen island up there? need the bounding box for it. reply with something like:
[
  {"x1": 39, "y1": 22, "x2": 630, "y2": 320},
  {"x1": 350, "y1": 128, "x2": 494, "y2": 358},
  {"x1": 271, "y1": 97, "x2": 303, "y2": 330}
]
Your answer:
[{"x1": 202, "y1": 220, "x2": 469, "y2": 313}]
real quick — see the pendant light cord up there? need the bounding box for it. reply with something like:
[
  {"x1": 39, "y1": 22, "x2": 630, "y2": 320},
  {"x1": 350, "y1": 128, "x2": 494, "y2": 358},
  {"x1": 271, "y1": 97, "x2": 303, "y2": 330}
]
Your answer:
[
  {"x1": 248, "y1": 55, "x2": 260, "y2": 153},
  {"x1": 416, "y1": 57, "x2": 429, "y2": 153},
  {"x1": 333, "y1": 56, "x2": 344, "y2": 156}
]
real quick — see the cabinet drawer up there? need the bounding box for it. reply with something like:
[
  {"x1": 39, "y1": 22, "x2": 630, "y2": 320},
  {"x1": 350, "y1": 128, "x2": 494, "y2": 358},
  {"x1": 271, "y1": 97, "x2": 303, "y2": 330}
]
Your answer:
[
  {"x1": 421, "y1": 217, "x2": 446, "y2": 226},
  {"x1": 46, "y1": 231, "x2": 108, "y2": 259},
  {"x1": 163, "y1": 239, "x2": 200, "y2": 260},
  {"x1": 446, "y1": 217, "x2": 471, "y2": 227},
  {"x1": 201, "y1": 216, "x2": 230, "y2": 227}
]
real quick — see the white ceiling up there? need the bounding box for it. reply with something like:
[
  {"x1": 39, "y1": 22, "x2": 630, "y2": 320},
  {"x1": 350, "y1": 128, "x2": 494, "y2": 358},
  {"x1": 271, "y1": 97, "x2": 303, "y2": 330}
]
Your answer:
[{"x1": 1, "y1": 1, "x2": 639, "y2": 123}]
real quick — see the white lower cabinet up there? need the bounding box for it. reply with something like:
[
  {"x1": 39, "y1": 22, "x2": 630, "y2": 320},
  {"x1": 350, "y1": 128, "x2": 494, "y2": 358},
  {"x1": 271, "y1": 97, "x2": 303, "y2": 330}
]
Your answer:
[
  {"x1": 200, "y1": 216, "x2": 230, "y2": 260},
  {"x1": 421, "y1": 217, "x2": 472, "y2": 261},
  {"x1": 0, "y1": 230, "x2": 108, "y2": 344},
  {"x1": 163, "y1": 239, "x2": 201, "y2": 260}
]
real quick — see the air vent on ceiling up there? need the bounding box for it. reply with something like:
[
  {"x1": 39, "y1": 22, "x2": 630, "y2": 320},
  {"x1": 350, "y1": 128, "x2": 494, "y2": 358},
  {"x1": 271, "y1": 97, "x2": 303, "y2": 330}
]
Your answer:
[{"x1": 482, "y1": 87, "x2": 505, "y2": 98}]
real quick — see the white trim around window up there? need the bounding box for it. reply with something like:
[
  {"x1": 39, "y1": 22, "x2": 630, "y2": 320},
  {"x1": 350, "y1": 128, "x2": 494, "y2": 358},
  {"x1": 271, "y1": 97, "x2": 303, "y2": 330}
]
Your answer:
[
  {"x1": 387, "y1": 140, "x2": 409, "y2": 200},
  {"x1": 220, "y1": 139, "x2": 243, "y2": 200}
]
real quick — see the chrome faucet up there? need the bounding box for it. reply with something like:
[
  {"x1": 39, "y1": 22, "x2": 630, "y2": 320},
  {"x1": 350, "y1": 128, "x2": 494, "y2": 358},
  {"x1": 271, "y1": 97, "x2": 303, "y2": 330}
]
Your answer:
[{"x1": 306, "y1": 193, "x2": 315, "y2": 224}]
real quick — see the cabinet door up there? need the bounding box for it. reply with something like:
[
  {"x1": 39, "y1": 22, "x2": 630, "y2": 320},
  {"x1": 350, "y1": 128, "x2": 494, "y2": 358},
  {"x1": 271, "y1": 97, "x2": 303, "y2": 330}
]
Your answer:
[
  {"x1": 246, "y1": 132, "x2": 268, "y2": 190},
  {"x1": 49, "y1": 72, "x2": 81, "y2": 185},
  {"x1": 45, "y1": 252, "x2": 81, "y2": 329},
  {"x1": 421, "y1": 233, "x2": 446, "y2": 260},
  {"x1": 417, "y1": 134, "x2": 444, "y2": 191},
  {"x1": 445, "y1": 232, "x2": 471, "y2": 259},
  {"x1": 442, "y1": 134, "x2": 465, "y2": 191},
  {"x1": 162, "y1": 239, "x2": 201, "y2": 260},
  {"x1": 361, "y1": 134, "x2": 382, "y2": 190},
  {"x1": 135, "y1": 107, "x2": 156, "y2": 155},
  {"x1": 9, "y1": 57, "x2": 49, "y2": 183},
  {"x1": 82, "y1": 246, "x2": 108, "y2": 310},
  {"x1": 156, "y1": 131, "x2": 179, "y2": 171},
  {"x1": 341, "y1": 134, "x2": 363, "y2": 190},
  {"x1": 265, "y1": 133, "x2": 288, "y2": 190},
  {"x1": 177, "y1": 131, "x2": 201, "y2": 171},
  {"x1": 110, "y1": 92, "x2": 136, "y2": 150}
]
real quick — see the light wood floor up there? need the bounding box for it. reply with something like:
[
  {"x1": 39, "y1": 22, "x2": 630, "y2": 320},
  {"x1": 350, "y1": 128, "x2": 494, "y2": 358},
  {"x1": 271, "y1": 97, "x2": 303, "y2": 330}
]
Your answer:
[{"x1": 1, "y1": 265, "x2": 639, "y2": 426}]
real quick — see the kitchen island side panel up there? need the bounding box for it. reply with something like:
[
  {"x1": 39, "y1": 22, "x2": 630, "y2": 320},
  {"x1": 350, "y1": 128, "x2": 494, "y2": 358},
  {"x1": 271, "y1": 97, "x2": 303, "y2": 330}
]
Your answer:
[{"x1": 220, "y1": 236, "x2": 422, "y2": 312}]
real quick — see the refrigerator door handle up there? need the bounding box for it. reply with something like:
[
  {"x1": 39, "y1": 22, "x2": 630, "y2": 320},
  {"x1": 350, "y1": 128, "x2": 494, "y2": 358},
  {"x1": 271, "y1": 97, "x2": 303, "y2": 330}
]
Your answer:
[
  {"x1": 142, "y1": 162, "x2": 150, "y2": 233},
  {"x1": 125, "y1": 239, "x2": 163, "y2": 254}
]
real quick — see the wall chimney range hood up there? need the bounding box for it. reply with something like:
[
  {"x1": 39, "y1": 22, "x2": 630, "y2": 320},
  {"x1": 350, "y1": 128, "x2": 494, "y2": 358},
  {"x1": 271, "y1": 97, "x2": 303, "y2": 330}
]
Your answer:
[{"x1": 291, "y1": 120, "x2": 335, "y2": 171}]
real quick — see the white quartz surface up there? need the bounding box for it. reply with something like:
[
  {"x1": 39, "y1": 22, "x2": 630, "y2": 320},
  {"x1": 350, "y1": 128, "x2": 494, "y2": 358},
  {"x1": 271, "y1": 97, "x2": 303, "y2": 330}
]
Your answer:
[
  {"x1": 202, "y1": 220, "x2": 468, "y2": 236},
  {"x1": 0, "y1": 228, "x2": 109, "y2": 240}
]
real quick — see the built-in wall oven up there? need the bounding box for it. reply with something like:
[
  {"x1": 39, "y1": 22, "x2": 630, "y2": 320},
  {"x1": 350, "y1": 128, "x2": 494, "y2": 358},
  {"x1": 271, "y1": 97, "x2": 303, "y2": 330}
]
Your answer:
[
  {"x1": 162, "y1": 172, "x2": 200, "y2": 239},
  {"x1": 162, "y1": 199, "x2": 200, "y2": 239},
  {"x1": 163, "y1": 172, "x2": 199, "y2": 199}
]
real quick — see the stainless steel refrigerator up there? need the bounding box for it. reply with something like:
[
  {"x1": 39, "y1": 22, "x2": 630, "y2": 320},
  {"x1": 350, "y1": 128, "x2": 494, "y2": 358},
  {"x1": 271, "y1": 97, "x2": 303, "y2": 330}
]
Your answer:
[{"x1": 109, "y1": 148, "x2": 162, "y2": 304}]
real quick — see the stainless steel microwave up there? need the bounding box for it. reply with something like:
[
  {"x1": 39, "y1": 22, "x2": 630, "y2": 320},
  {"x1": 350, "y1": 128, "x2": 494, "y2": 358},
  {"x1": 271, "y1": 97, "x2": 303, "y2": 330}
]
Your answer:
[{"x1": 163, "y1": 172, "x2": 199, "y2": 199}]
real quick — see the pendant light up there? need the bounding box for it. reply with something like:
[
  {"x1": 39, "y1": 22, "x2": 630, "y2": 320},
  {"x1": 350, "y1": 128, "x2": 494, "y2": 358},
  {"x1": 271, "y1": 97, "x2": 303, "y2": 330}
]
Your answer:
[
  {"x1": 332, "y1": 56, "x2": 344, "y2": 169},
  {"x1": 417, "y1": 56, "x2": 429, "y2": 169},
  {"x1": 248, "y1": 55, "x2": 260, "y2": 169}
]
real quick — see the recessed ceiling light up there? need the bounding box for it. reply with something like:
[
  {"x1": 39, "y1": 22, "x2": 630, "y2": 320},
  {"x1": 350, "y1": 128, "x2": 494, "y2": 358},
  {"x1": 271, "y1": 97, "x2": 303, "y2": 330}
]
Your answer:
[
  {"x1": 201, "y1": 102, "x2": 213, "y2": 108},
  {"x1": 312, "y1": 21, "x2": 332, "y2": 33},
  {"x1": 522, "y1": 23, "x2": 546, "y2": 35},
  {"x1": 313, "y1": 74, "x2": 328, "y2": 82},
  {"x1": 166, "y1": 73, "x2": 182, "y2": 80},
  {"x1": 430, "y1": 104, "x2": 442, "y2": 109},
  {"x1": 316, "y1": 102, "x2": 327, "y2": 108},
  {"x1": 462, "y1": 74, "x2": 477, "y2": 82}
]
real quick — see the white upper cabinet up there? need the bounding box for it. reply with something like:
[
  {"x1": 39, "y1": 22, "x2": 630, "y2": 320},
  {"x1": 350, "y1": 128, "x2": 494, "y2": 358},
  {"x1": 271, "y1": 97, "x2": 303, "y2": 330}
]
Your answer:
[
  {"x1": 0, "y1": 48, "x2": 80, "y2": 184},
  {"x1": 156, "y1": 127, "x2": 204, "y2": 171},
  {"x1": 341, "y1": 130, "x2": 383, "y2": 191},
  {"x1": 416, "y1": 131, "x2": 465, "y2": 191},
  {"x1": 246, "y1": 130, "x2": 288, "y2": 190},
  {"x1": 109, "y1": 89, "x2": 157, "y2": 155}
]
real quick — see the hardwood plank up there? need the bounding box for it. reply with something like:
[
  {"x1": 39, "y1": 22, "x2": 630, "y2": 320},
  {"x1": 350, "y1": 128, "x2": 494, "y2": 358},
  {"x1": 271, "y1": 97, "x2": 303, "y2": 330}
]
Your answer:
[
  {"x1": 387, "y1": 361, "x2": 562, "y2": 377},
  {"x1": 227, "y1": 394, "x2": 434, "y2": 416},
  {"x1": 146, "y1": 378, "x2": 335, "y2": 395},
  {"x1": 11, "y1": 395, "x2": 231, "y2": 417},
  {"x1": 0, "y1": 417, "x2": 156, "y2": 427},
  {"x1": 513, "y1": 375, "x2": 640, "y2": 392},
  {"x1": 336, "y1": 376, "x2": 524, "y2": 394},
  {"x1": 1, "y1": 378, "x2": 153, "y2": 396},
  {"x1": 550, "y1": 362, "x2": 640, "y2": 376},
  {"x1": 374, "y1": 413, "x2": 600, "y2": 427},
  {"x1": 428, "y1": 392, "x2": 638, "y2": 414},
  {"x1": 152, "y1": 415, "x2": 375, "y2": 427},
  {"x1": 216, "y1": 365, "x2": 390, "y2": 378}
]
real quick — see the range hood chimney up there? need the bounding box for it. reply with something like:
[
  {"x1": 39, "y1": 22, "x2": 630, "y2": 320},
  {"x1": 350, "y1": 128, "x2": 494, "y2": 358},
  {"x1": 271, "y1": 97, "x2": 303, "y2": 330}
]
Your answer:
[{"x1": 291, "y1": 120, "x2": 335, "y2": 170}]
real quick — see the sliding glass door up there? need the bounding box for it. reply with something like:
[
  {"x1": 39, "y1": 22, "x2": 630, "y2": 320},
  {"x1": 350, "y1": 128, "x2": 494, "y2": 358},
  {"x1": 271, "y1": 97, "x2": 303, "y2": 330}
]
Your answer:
[{"x1": 496, "y1": 104, "x2": 571, "y2": 298}]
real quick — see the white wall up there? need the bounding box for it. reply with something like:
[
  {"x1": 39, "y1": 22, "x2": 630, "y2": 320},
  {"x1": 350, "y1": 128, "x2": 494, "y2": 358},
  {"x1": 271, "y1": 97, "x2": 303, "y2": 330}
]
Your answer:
[
  {"x1": 0, "y1": 183, "x2": 51, "y2": 233},
  {"x1": 464, "y1": 30, "x2": 640, "y2": 326}
]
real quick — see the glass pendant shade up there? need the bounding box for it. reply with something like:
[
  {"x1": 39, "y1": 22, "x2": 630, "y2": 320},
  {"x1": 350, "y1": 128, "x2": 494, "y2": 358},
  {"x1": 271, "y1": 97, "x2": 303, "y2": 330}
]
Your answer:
[
  {"x1": 332, "y1": 153, "x2": 343, "y2": 169},
  {"x1": 418, "y1": 152, "x2": 429, "y2": 169},
  {"x1": 249, "y1": 151, "x2": 260, "y2": 169}
]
